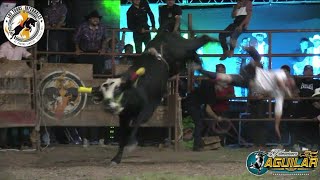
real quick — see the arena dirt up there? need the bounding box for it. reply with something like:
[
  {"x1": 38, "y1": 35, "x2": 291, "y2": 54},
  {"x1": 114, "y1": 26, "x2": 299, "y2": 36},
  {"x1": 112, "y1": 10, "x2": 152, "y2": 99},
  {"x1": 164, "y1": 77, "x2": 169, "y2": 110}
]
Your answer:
[{"x1": 0, "y1": 145, "x2": 316, "y2": 179}]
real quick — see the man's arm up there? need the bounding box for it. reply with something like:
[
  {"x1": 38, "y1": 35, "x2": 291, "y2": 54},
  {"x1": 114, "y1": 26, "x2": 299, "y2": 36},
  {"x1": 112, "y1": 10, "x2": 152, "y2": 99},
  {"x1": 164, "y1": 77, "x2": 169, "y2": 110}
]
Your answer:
[
  {"x1": 22, "y1": 49, "x2": 32, "y2": 59},
  {"x1": 74, "y1": 24, "x2": 84, "y2": 53},
  {"x1": 206, "y1": 105, "x2": 222, "y2": 121},
  {"x1": 145, "y1": 2, "x2": 155, "y2": 29},
  {"x1": 173, "y1": 5, "x2": 182, "y2": 32},
  {"x1": 43, "y1": 8, "x2": 50, "y2": 27},
  {"x1": 245, "y1": 46, "x2": 262, "y2": 63},
  {"x1": 57, "y1": 5, "x2": 67, "y2": 27},
  {"x1": 158, "y1": 6, "x2": 163, "y2": 27}
]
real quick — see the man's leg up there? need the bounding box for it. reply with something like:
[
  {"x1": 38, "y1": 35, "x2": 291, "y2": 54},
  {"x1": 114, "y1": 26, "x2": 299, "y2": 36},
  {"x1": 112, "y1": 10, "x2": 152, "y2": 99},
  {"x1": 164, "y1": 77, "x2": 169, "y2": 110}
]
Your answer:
[
  {"x1": 142, "y1": 33, "x2": 151, "y2": 51},
  {"x1": 186, "y1": 94, "x2": 204, "y2": 151},
  {"x1": 218, "y1": 23, "x2": 237, "y2": 60},
  {"x1": 133, "y1": 33, "x2": 143, "y2": 54},
  {"x1": 245, "y1": 46, "x2": 262, "y2": 63},
  {"x1": 229, "y1": 28, "x2": 243, "y2": 58}
]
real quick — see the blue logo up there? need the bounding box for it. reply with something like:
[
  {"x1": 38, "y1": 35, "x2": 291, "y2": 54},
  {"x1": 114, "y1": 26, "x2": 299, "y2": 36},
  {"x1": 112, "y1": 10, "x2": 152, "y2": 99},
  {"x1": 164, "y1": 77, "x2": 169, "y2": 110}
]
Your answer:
[{"x1": 246, "y1": 151, "x2": 268, "y2": 176}]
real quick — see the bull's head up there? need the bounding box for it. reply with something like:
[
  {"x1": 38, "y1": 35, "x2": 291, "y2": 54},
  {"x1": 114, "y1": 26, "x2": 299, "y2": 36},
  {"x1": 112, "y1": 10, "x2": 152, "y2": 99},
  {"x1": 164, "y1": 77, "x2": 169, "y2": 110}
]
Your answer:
[
  {"x1": 98, "y1": 67, "x2": 145, "y2": 114},
  {"x1": 100, "y1": 78, "x2": 125, "y2": 114}
]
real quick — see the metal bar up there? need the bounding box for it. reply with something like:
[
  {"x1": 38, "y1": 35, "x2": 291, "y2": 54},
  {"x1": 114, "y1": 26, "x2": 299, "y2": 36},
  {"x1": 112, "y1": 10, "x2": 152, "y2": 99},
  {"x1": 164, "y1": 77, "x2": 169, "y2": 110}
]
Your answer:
[
  {"x1": 204, "y1": 118, "x2": 319, "y2": 122},
  {"x1": 180, "y1": 29, "x2": 320, "y2": 33},
  {"x1": 44, "y1": 27, "x2": 320, "y2": 33},
  {"x1": 36, "y1": 51, "x2": 320, "y2": 57},
  {"x1": 178, "y1": 75, "x2": 319, "y2": 79},
  {"x1": 206, "y1": 97, "x2": 320, "y2": 100},
  {"x1": 197, "y1": 53, "x2": 320, "y2": 57}
]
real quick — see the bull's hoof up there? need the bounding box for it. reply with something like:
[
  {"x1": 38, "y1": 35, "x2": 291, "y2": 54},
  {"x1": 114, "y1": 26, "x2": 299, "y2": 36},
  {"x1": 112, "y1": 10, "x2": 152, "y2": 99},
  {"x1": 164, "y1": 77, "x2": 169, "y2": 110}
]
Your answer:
[
  {"x1": 125, "y1": 141, "x2": 138, "y2": 153},
  {"x1": 110, "y1": 156, "x2": 121, "y2": 165},
  {"x1": 110, "y1": 161, "x2": 119, "y2": 166}
]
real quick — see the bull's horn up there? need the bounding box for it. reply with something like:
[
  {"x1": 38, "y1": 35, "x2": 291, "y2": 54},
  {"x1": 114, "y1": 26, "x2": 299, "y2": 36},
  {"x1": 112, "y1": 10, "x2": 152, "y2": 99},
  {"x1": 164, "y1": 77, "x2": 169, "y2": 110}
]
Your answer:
[
  {"x1": 130, "y1": 67, "x2": 146, "y2": 81},
  {"x1": 136, "y1": 67, "x2": 145, "y2": 76},
  {"x1": 78, "y1": 87, "x2": 92, "y2": 93}
]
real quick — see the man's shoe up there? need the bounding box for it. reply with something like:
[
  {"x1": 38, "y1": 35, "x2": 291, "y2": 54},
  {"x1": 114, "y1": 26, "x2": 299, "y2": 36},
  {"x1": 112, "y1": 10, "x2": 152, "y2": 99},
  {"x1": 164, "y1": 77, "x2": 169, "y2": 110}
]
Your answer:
[{"x1": 219, "y1": 53, "x2": 228, "y2": 60}]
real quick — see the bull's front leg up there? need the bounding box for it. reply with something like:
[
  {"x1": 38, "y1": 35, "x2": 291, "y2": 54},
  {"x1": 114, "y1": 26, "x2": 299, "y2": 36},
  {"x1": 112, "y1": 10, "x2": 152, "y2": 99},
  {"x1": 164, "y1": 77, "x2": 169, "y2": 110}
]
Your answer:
[
  {"x1": 126, "y1": 104, "x2": 157, "y2": 152},
  {"x1": 111, "y1": 113, "x2": 130, "y2": 165}
]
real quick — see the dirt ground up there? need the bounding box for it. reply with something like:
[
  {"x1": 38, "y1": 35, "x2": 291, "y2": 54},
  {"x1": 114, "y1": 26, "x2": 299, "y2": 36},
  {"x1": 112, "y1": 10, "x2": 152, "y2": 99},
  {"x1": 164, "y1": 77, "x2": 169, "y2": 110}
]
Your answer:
[{"x1": 0, "y1": 145, "x2": 318, "y2": 180}]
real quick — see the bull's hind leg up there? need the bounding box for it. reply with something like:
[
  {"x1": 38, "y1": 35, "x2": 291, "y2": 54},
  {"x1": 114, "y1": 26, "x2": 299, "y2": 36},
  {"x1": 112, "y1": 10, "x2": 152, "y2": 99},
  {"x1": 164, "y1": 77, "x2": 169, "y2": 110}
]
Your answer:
[{"x1": 111, "y1": 113, "x2": 130, "y2": 165}]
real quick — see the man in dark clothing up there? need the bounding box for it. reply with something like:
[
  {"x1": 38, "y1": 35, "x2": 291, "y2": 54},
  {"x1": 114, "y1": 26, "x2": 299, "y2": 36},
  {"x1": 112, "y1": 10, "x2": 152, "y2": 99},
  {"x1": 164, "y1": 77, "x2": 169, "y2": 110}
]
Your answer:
[
  {"x1": 293, "y1": 65, "x2": 320, "y2": 149},
  {"x1": 295, "y1": 65, "x2": 320, "y2": 118},
  {"x1": 219, "y1": 0, "x2": 252, "y2": 60},
  {"x1": 74, "y1": 10, "x2": 108, "y2": 74},
  {"x1": 159, "y1": 0, "x2": 182, "y2": 33},
  {"x1": 127, "y1": 0, "x2": 156, "y2": 54},
  {"x1": 186, "y1": 79, "x2": 217, "y2": 151},
  {"x1": 44, "y1": 0, "x2": 68, "y2": 63}
]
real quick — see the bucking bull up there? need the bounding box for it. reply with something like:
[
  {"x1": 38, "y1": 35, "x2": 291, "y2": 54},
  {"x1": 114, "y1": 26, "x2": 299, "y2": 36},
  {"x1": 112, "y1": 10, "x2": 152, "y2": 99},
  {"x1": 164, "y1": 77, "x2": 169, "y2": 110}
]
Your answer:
[{"x1": 79, "y1": 32, "x2": 216, "y2": 164}]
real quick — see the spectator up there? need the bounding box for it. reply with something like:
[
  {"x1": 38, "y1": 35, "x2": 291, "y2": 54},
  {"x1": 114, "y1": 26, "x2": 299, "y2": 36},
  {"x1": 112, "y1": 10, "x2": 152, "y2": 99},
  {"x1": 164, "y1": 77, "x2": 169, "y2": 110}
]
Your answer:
[
  {"x1": 105, "y1": 29, "x2": 126, "y2": 73},
  {"x1": 127, "y1": 0, "x2": 156, "y2": 54},
  {"x1": 187, "y1": 64, "x2": 234, "y2": 151},
  {"x1": 186, "y1": 78, "x2": 217, "y2": 151},
  {"x1": 74, "y1": 10, "x2": 108, "y2": 74},
  {"x1": 119, "y1": 44, "x2": 134, "y2": 65},
  {"x1": 312, "y1": 88, "x2": 320, "y2": 121},
  {"x1": 237, "y1": 37, "x2": 250, "y2": 96},
  {"x1": 44, "y1": 0, "x2": 68, "y2": 63},
  {"x1": 293, "y1": 38, "x2": 310, "y2": 75},
  {"x1": 295, "y1": 65, "x2": 320, "y2": 118},
  {"x1": 251, "y1": 33, "x2": 269, "y2": 70},
  {"x1": 159, "y1": 0, "x2": 182, "y2": 33},
  {"x1": 209, "y1": 64, "x2": 235, "y2": 117},
  {"x1": 0, "y1": 41, "x2": 32, "y2": 60},
  {"x1": 219, "y1": 0, "x2": 253, "y2": 60},
  {"x1": 293, "y1": 65, "x2": 320, "y2": 150}
]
